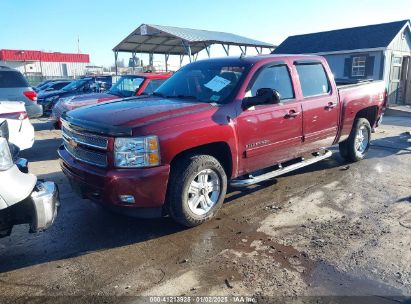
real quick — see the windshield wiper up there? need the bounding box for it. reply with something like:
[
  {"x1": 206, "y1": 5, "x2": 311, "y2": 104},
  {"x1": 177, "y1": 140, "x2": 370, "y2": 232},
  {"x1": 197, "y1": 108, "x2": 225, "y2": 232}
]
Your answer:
[
  {"x1": 168, "y1": 95, "x2": 198, "y2": 100},
  {"x1": 152, "y1": 92, "x2": 166, "y2": 98}
]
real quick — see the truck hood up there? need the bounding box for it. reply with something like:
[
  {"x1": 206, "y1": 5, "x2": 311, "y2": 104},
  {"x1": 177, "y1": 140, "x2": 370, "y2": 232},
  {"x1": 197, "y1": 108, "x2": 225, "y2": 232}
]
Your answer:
[
  {"x1": 63, "y1": 97, "x2": 214, "y2": 136},
  {"x1": 69, "y1": 92, "x2": 118, "y2": 102}
]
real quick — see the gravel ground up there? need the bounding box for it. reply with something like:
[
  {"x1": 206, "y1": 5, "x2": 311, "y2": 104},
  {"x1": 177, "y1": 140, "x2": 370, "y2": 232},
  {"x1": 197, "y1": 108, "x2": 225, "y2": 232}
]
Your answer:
[{"x1": 0, "y1": 115, "x2": 410, "y2": 303}]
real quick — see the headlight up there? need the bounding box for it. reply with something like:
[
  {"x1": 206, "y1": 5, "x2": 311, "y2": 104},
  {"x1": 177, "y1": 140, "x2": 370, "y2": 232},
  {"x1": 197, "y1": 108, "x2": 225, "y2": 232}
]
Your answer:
[
  {"x1": 114, "y1": 136, "x2": 160, "y2": 168},
  {"x1": 0, "y1": 138, "x2": 13, "y2": 171}
]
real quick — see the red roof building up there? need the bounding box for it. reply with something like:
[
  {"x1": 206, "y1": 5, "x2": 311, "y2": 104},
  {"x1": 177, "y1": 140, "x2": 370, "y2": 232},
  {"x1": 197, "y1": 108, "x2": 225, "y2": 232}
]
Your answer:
[
  {"x1": 0, "y1": 49, "x2": 90, "y2": 78},
  {"x1": 0, "y1": 49, "x2": 90, "y2": 63}
]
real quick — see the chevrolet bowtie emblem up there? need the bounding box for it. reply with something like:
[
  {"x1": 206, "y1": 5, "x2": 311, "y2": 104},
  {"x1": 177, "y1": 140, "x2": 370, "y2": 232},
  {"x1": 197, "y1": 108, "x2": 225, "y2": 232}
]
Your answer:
[{"x1": 69, "y1": 138, "x2": 78, "y2": 149}]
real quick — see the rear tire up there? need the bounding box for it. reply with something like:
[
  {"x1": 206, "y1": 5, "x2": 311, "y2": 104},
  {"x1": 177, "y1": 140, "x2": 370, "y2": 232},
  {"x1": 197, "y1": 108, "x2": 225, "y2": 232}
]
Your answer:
[
  {"x1": 167, "y1": 154, "x2": 227, "y2": 227},
  {"x1": 339, "y1": 118, "x2": 371, "y2": 162}
]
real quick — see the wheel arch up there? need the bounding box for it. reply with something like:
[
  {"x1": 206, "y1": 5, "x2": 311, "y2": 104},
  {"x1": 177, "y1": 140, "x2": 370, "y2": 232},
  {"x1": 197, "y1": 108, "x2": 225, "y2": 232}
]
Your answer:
[
  {"x1": 169, "y1": 141, "x2": 233, "y2": 179},
  {"x1": 354, "y1": 106, "x2": 379, "y2": 128}
]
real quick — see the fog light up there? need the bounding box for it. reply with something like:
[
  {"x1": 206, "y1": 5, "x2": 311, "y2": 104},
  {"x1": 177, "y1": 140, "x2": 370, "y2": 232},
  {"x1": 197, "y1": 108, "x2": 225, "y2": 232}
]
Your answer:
[{"x1": 119, "y1": 195, "x2": 135, "y2": 204}]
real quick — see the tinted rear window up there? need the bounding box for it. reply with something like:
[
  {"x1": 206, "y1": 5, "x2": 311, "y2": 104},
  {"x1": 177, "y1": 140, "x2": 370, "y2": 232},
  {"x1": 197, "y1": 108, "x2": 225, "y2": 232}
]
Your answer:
[
  {"x1": 0, "y1": 71, "x2": 29, "y2": 88},
  {"x1": 142, "y1": 79, "x2": 167, "y2": 95},
  {"x1": 295, "y1": 64, "x2": 330, "y2": 97}
]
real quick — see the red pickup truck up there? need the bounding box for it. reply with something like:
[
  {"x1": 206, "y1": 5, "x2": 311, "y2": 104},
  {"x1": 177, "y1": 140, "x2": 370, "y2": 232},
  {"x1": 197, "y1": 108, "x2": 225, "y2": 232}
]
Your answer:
[
  {"x1": 59, "y1": 55, "x2": 387, "y2": 227},
  {"x1": 51, "y1": 72, "x2": 171, "y2": 129}
]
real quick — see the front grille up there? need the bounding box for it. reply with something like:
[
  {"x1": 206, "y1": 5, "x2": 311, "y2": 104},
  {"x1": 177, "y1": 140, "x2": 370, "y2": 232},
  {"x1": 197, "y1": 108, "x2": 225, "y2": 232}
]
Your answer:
[
  {"x1": 62, "y1": 122, "x2": 109, "y2": 168},
  {"x1": 62, "y1": 123, "x2": 108, "y2": 150},
  {"x1": 63, "y1": 140, "x2": 107, "y2": 167}
]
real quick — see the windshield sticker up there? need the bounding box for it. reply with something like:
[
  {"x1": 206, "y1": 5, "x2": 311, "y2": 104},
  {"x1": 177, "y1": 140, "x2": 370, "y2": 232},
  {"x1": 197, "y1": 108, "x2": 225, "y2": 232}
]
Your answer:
[
  {"x1": 210, "y1": 95, "x2": 220, "y2": 102},
  {"x1": 204, "y1": 76, "x2": 231, "y2": 92}
]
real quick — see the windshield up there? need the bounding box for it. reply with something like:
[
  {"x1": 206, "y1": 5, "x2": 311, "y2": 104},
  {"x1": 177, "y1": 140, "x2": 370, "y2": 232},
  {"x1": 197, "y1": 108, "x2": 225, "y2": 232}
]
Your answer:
[
  {"x1": 62, "y1": 79, "x2": 89, "y2": 91},
  {"x1": 109, "y1": 76, "x2": 144, "y2": 97},
  {"x1": 154, "y1": 61, "x2": 249, "y2": 104}
]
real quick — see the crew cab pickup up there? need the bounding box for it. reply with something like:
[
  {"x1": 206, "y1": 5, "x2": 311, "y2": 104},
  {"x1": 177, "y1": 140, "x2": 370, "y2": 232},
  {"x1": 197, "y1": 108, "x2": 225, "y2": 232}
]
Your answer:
[
  {"x1": 59, "y1": 55, "x2": 387, "y2": 227},
  {"x1": 51, "y1": 73, "x2": 171, "y2": 129}
]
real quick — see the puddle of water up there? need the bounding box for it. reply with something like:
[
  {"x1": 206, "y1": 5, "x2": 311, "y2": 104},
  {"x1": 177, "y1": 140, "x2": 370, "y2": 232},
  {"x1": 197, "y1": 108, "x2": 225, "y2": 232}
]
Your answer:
[{"x1": 307, "y1": 262, "x2": 404, "y2": 296}]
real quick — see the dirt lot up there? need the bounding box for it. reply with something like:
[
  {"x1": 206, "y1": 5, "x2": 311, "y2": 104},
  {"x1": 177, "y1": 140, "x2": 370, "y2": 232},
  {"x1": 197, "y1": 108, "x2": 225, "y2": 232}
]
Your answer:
[{"x1": 0, "y1": 115, "x2": 410, "y2": 302}]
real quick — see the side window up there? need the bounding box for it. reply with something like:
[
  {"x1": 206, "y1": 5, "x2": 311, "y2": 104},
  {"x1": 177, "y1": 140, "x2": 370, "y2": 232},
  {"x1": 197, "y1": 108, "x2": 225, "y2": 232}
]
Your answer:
[
  {"x1": 295, "y1": 64, "x2": 330, "y2": 97},
  {"x1": 143, "y1": 79, "x2": 166, "y2": 95},
  {"x1": 249, "y1": 65, "x2": 294, "y2": 100}
]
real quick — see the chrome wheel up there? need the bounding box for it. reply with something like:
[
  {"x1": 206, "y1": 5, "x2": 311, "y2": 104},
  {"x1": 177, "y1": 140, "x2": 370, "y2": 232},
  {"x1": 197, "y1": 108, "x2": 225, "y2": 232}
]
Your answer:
[
  {"x1": 355, "y1": 125, "x2": 369, "y2": 154},
  {"x1": 187, "y1": 169, "x2": 221, "y2": 215}
]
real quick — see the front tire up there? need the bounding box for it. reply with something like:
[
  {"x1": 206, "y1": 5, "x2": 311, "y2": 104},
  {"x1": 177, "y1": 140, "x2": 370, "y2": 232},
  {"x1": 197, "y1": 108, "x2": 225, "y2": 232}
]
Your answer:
[
  {"x1": 339, "y1": 118, "x2": 371, "y2": 162},
  {"x1": 167, "y1": 154, "x2": 227, "y2": 227}
]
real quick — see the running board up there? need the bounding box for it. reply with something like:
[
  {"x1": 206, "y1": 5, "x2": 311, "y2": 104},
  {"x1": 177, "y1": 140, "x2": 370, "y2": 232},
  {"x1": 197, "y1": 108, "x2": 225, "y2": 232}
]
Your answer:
[{"x1": 230, "y1": 150, "x2": 333, "y2": 188}]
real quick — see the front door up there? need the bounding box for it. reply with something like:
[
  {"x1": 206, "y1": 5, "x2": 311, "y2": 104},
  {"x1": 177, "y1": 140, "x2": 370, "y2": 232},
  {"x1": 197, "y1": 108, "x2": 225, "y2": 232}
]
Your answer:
[
  {"x1": 236, "y1": 63, "x2": 303, "y2": 174},
  {"x1": 294, "y1": 62, "x2": 339, "y2": 151}
]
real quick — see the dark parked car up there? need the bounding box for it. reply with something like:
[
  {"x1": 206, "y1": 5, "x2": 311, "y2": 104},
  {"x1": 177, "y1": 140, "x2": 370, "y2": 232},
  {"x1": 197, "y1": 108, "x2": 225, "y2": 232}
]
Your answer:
[
  {"x1": 37, "y1": 80, "x2": 72, "y2": 93},
  {"x1": 0, "y1": 66, "x2": 42, "y2": 118},
  {"x1": 34, "y1": 79, "x2": 72, "y2": 93},
  {"x1": 37, "y1": 75, "x2": 112, "y2": 113}
]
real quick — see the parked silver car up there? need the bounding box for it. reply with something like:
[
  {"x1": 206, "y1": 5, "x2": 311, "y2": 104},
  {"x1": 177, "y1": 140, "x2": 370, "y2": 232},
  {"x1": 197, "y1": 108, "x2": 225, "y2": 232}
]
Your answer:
[{"x1": 0, "y1": 66, "x2": 43, "y2": 118}]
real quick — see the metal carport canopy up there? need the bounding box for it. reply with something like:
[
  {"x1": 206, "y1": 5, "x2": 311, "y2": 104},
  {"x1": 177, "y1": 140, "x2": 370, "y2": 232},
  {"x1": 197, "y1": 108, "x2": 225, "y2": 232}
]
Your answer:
[{"x1": 113, "y1": 24, "x2": 276, "y2": 56}]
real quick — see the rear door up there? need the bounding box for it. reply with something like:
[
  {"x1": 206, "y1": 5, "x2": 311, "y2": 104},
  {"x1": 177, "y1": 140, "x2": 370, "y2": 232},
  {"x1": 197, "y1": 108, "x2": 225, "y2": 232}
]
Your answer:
[
  {"x1": 236, "y1": 62, "x2": 303, "y2": 174},
  {"x1": 294, "y1": 61, "x2": 339, "y2": 151}
]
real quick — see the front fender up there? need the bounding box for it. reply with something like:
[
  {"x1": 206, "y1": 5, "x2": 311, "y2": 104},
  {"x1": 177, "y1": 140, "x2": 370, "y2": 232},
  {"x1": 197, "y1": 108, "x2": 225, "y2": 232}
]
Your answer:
[
  {"x1": 158, "y1": 120, "x2": 239, "y2": 178},
  {"x1": 0, "y1": 165, "x2": 37, "y2": 209}
]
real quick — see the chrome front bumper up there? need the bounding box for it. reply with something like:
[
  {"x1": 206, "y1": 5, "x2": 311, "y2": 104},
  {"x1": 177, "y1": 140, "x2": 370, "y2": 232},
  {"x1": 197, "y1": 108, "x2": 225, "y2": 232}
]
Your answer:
[{"x1": 29, "y1": 181, "x2": 60, "y2": 233}]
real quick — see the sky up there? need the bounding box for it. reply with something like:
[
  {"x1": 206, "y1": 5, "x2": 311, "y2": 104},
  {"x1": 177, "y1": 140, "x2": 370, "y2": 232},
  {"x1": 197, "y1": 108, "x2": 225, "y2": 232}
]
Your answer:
[{"x1": 0, "y1": 0, "x2": 410, "y2": 68}]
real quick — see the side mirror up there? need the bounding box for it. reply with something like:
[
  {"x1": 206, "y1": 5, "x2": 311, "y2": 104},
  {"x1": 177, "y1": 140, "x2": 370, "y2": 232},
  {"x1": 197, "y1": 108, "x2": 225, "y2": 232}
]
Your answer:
[
  {"x1": 242, "y1": 88, "x2": 281, "y2": 109},
  {"x1": 0, "y1": 121, "x2": 9, "y2": 141}
]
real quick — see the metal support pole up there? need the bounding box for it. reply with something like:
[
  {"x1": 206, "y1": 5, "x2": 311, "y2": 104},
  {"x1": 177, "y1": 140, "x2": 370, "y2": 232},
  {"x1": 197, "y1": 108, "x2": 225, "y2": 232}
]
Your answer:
[
  {"x1": 132, "y1": 52, "x2": 136, "y2": 72},
  {"x1": 149, "y1": 53, "x2": 154, "y2": 68},
  {"x1": 187, "y1": 44, "x2": 192, "y2": 63},
  {"x1": 255, "y1": 47, "x2": 261, "y2": 54},
  {"x1": 165, "y1": 53, "x2": 169, "y2": 72},
  {"x1": 194, "y1": 53, "x2": 199, "y2": 61},
  {"x1": 180, "y1": 54, "x2": 184, "y2": 67},
  {"x1": 222, "y1": 44, "x2": 229, "y2": 56},
  {"x1": 39, "y1": 60, "x2": 43, "y2": 78},
  {"x1": 239, "y1": 46, "x2": 245, "y2": 56},
  {"x1": 204, "y1": 43, "x2": 210, "y2": 58},
  {"x1": 114, "y1": 51, "x2": 118, "y2": 76},
  {"x1": 181, "y1": 41, "x2": 192, "y2": 63}
]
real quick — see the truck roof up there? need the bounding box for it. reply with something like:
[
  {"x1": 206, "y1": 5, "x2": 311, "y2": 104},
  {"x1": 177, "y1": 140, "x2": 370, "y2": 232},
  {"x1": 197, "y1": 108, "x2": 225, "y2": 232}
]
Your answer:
[
  {"x1": 132, "y1": 72, "x2": 172, "y2": 80},
  {"x1": 192, "y1": 54, "x2": 325, "y2": 66}
]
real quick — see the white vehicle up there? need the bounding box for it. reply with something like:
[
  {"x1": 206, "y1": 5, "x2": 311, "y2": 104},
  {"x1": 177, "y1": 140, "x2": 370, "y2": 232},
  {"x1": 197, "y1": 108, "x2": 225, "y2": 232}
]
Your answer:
[
  {"x1": 0, "y1": 101, "x2": 35, "y2": 150},
  {"x1": 0, "y1": 121, "x2": 59, "y2": 238}
]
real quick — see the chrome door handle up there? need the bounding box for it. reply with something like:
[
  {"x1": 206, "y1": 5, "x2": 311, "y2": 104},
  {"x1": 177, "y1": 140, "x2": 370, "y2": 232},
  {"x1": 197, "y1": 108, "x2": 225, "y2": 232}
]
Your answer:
[
  {"x1": 285, "y1": 110, "x2": 300, "y2": 118},
  {"x1": 325, "y1": 102, "x2": 337, "y2": 110}
]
